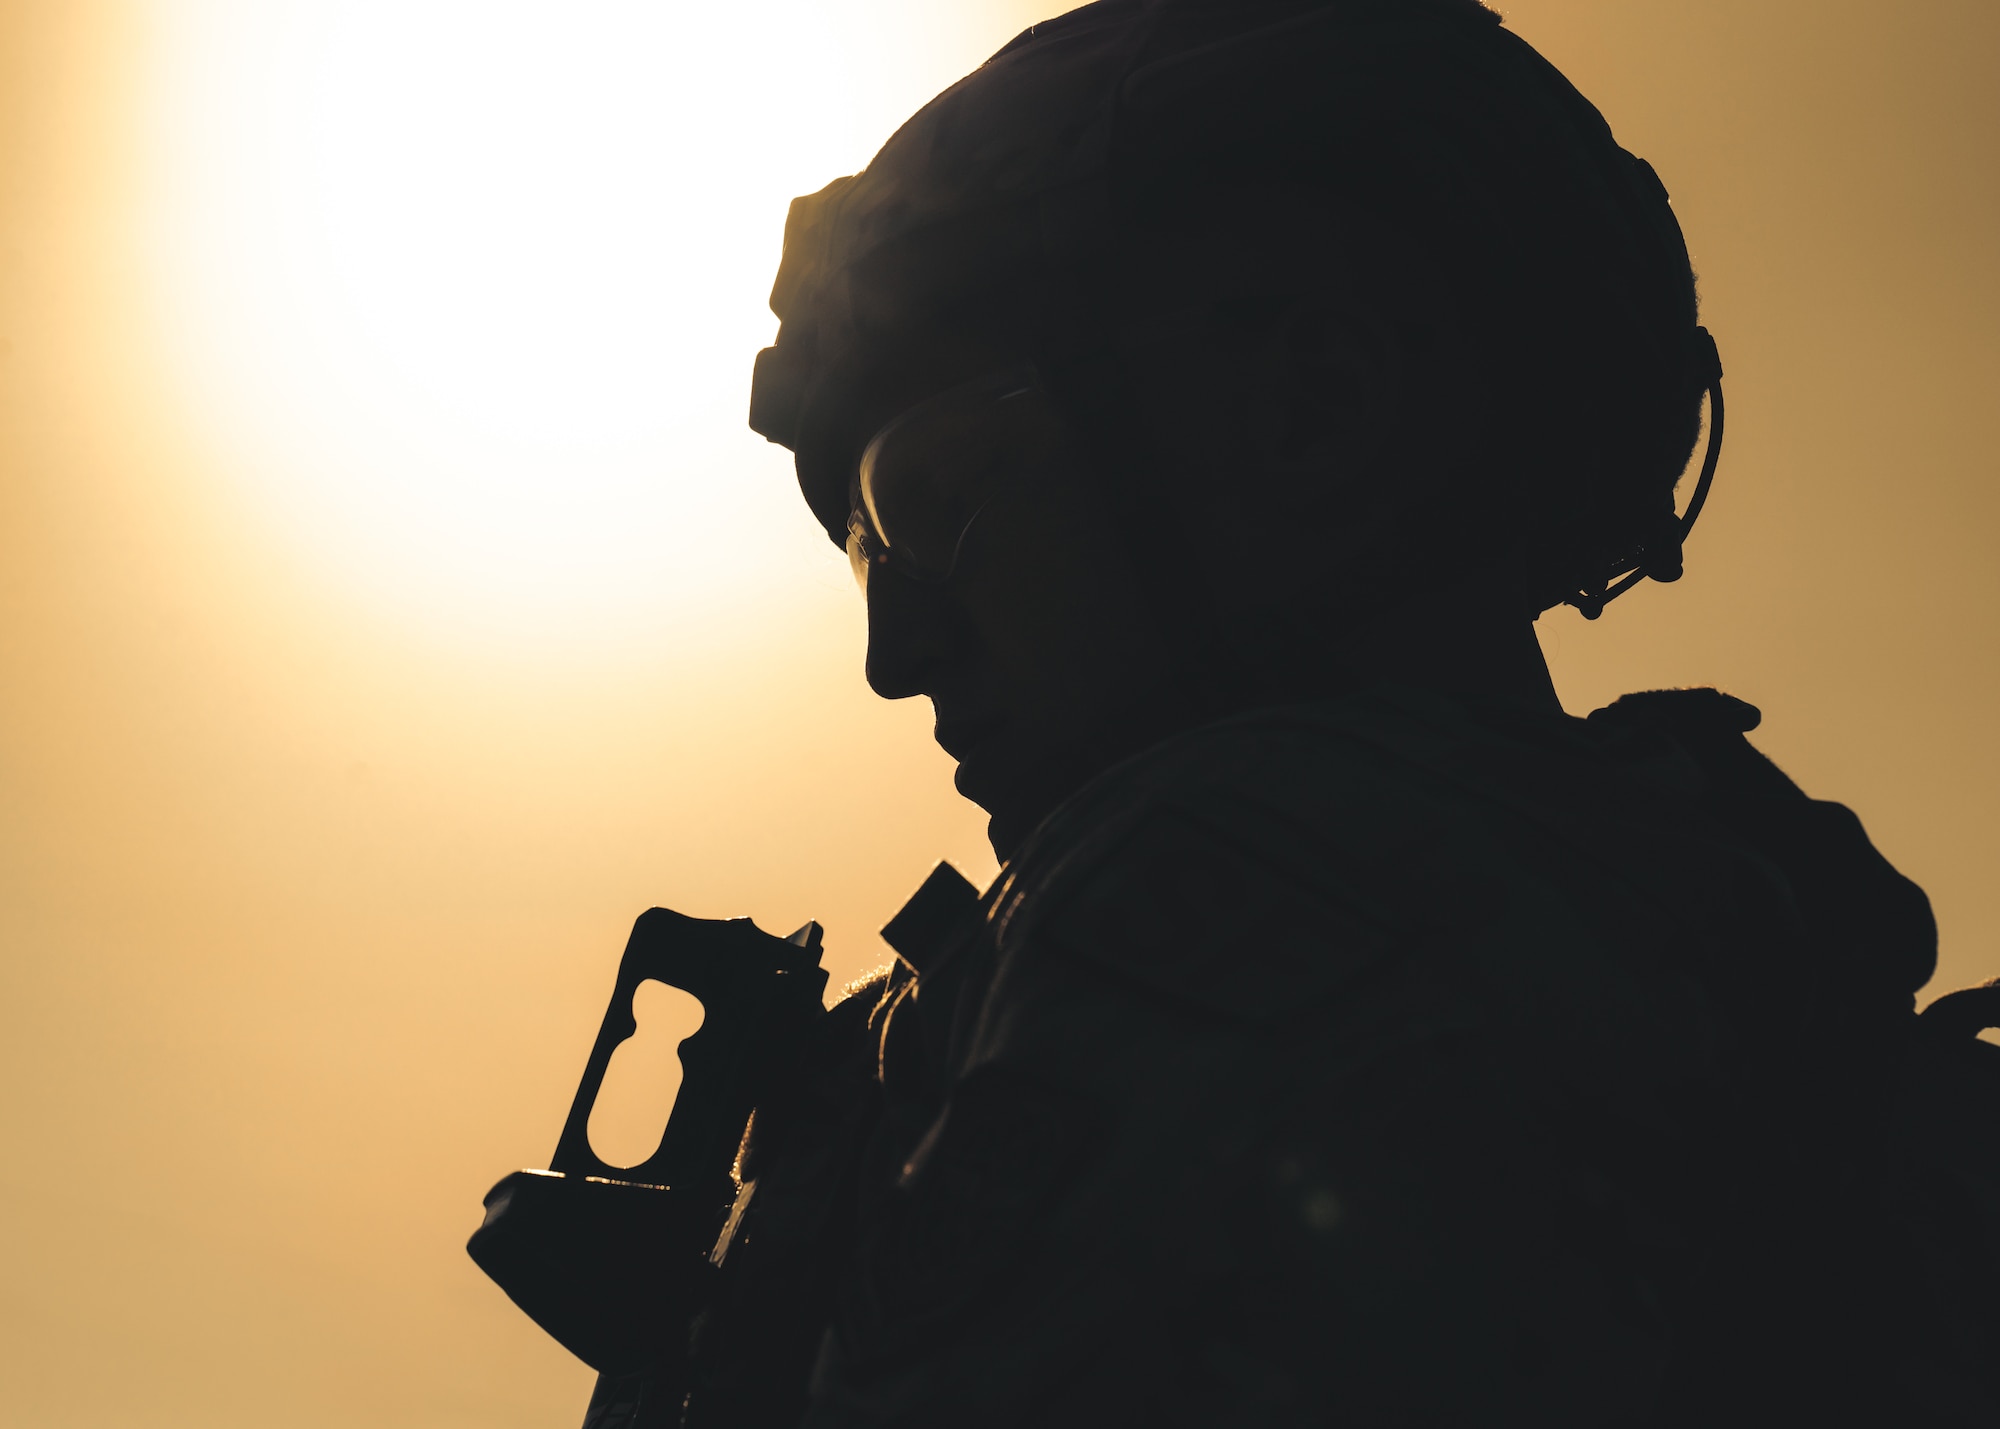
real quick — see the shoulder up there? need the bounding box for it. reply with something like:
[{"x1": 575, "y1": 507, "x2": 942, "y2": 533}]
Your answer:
[
  {"x1": 981, "y1": 691, "x2": 1570, "y2": 1024},
  {"x1": 946, "y1": 687, "x2": 1777, "y2": 1097}
]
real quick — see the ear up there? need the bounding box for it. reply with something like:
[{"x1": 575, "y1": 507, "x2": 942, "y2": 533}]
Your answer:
[
  {"x1": 1265, "y1": 300, "x2": 1404, "y2": 480},
  {"x1": 1194, "y1": 298, "x2": 1431, "y2": 612}
]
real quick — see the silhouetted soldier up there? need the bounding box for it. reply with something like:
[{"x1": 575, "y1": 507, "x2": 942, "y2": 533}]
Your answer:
[{"x1": 475, "y1": 3, "x2": 2000, "y2": 1425}]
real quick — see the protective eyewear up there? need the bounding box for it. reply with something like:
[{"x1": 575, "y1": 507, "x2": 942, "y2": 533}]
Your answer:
[{"x1": 846, "y1": 364, "x2": 1063, "y2": 589}]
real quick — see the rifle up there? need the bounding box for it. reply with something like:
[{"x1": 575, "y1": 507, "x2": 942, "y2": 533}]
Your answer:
[{"x1": 467, "y1": 908, "x2": 829, "y2": 1429}]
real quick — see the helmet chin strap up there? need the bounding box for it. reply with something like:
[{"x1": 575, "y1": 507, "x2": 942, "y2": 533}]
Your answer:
[{"x1": 1563, "y1": 325, "x2": 1726, "y2": 621}]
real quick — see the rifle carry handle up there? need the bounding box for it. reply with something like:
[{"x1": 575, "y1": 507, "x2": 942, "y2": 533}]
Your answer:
[{"x1": 468, "y1": 909, "x2": 828, "y2": 1429}]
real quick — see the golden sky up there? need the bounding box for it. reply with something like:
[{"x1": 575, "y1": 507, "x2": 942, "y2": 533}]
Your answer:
[{"x1": 1, "y1": 2, "x2": 1995, "y2": 1425}]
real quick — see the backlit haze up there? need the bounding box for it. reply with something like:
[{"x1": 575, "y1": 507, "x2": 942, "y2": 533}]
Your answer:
[{"x1": 2, "y1": 2, "x2": 1996, "y2": 1425}]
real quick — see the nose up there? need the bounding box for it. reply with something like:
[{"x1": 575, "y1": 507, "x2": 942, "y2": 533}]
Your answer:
[{"x1": 864, "y1": 568, "x2": 964, "y2": 700}]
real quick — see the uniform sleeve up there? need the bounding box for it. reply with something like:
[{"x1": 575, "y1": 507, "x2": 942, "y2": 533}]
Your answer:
[{"x1": 806, "y1": 792, "x2": 1704, "y2": 1429}]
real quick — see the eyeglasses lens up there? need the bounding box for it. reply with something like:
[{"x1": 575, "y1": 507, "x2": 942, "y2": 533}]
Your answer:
[{"x1": 850, "y1": 367, "x2": 1049, "y2": 591}]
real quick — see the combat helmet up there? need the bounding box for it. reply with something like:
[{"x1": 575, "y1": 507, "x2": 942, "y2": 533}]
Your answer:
[{"x1": 749, "y1": 0, "x2": 1723, "y2": 627}]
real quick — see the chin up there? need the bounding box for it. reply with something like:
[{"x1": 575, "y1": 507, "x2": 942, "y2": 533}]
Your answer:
[
  {"x1": 946, "y1": 720, "x2": 1117, "y2": 860},
  {"x1": 953, "y1": 755, "x2": 1052, "y2": 863},
  {"x1": 951, "y1": 754, "x2": 1002, "y2": 816}
]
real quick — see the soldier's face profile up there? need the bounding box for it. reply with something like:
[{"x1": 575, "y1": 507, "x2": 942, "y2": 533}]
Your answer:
[
  {"x1": 854, "y1": 363, "x2": 1176, "y2": 854},
  {"x1": 835, "y1": 192, "x2": 1504, "y2": 855}
]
